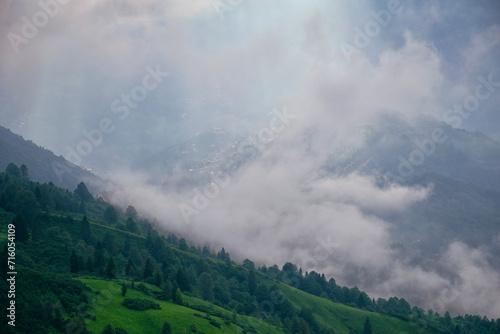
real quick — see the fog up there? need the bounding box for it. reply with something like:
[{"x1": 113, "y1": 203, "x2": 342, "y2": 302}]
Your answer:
[{"x1": 2, "y1": 0, "x2": 500, "y2": 318}]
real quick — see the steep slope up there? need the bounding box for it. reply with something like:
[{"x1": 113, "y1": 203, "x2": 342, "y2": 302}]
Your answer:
[
  {"x1": 326, "y1": 113, "x2": 500, "y2": 190},
  {"x1": 0, "y1": 125, "x2": 102, "y2": 192}
]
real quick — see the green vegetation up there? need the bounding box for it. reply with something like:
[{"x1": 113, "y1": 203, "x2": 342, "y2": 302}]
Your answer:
[
  {"x1": 121, "y1": 298, "x2": 161, "y2": 311},
  {"x1": 0, "y1": 163, "x2": 499, "y2": 333}
]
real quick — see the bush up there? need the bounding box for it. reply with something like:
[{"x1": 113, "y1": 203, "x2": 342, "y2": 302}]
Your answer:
[
  {"x1": 209, "y1": 320, "x2": 221, "y2": 328},
  {"x1": 121, "y1": 298, "x2": 161, "y2": 311},
  {"x1": 135, "y1": 283, "x2": 150, "y2": 295}
]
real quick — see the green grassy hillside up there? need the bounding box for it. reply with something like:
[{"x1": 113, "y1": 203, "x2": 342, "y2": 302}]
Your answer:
[
  {"x1": 277, "y1": 282, "x2": 440, "y2": 334},
  {"x1": 79, "y1": 278, "x2": 285, "y2": 334}
]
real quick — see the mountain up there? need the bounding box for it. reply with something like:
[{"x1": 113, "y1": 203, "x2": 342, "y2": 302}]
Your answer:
[
  {"x1": 1, "y1": 167, "x2": 498, "y2": 333},
  {"x1": 133, "y1": 114, "x2": 500, "y2": 263},
  {"x1": 325, "y1": 113, "x2": 500, "y2": 190},
  {"x1": 322, "y1": 114, "x2": 500, "y2": 255},
  {"x1": 0, "y1": 125, "x2": 102, "y2": 192}
]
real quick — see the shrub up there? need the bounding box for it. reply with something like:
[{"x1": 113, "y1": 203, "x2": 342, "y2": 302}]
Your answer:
[{"x1": 121, "y1": 298, "x2": 160, "y2": 311}]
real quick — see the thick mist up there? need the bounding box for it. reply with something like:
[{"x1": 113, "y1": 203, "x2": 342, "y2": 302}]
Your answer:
[{"x1": 2, "y1": 0, "x2": 500, "y2": 318}]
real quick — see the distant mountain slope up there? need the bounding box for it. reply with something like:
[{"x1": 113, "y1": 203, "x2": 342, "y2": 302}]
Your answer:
[
  {"x1": 326, "y1": 113, "x2": 500, "y2": 191},
  {"x1": 321, "y1": 114, "x2": 500, "y2": 266},
  {"x1": 0, "y1": 125, "x2": 101, "y2": 192}
]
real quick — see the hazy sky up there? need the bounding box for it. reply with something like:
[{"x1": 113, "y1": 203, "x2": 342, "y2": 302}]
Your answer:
[{"x1": 1, "y1": 0, "x2": 500, "y2": 317}]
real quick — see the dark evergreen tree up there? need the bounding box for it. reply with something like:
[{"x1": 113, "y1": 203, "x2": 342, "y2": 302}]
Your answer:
[
  {"x1": 103, "y1": 205, "x2": 118, "y2": 225},
  {"x1": 174, "y1": 288, "x2": 183, "y2": 305},
  {"x1": 94, "y1": 241, "x2": 105, "y2": 271},
  {"x1": 363, "y1": 317, "x2": 372, "y2": 334},
  {"x1": 217, "y1": 247, "x2": 230, "y2": 263},
  {"x1": 202, "y1": 245, "x2": 211, "y2": 256},
  {"x1": 161, "y1": 321, "x2": 173, "y2": 334},
  {"x1": 175, "y1": 267, "x2": 190, "y2": 291},
  {"x1": 122, "y1": 236, "x2": 131, "y2": 257},
  {"x1": 75, "y1": 182, "x2": 94, "y2": 202},
  {"x1": 121, "y1": 282, "x2": 127, "y2": 296},
  {"x1": 101, "y1": 323, "x2": 115, "y2": 334},
  {"x1": 125, "y1": 257, "x2": 136, "y2": 277},
  {"x1": 87, "y1": 257, "x2": 94, "y2": 272},
  {"x1": 5, "y1": 162, "x2": 20, "y2": 177},
  {"x1": 79, "y1": 200, "x2": 87, "y2": 215},
  {"x1": 31, "y1": 219, "x2": 41, "y2": 241},
  {"x1": 242, "y1": 259, "x2": 255, "y2": 270},
  {"x1": 102, "y1": 231, "x2": 116, "y2": 255},
  {"x1": 198, "y1": 272, "x2": 214, "y2": 302},
  {"x1": 255, "y1": 283, "x2": 269, "y2": 303},
  {"x1": 171, "y1": 281, "x2": 179, "y2": 301},
  {"x1": 125, "y1": 217, "x2": 137, "y2": 233},
  {"x1": 20, "y1": 164, "x2": 29, "y2": 180},
  {"x1": 179, "y1": 238, "x2": 188, "y2": 251},
  {"x1": 125, "y1": 205, "x2": 138, "y2": 219},
  {"x1": 81, "y1": 215, "x2": 92, "y2": 244},
  {"x1": 106, "y1": 256, "x2": 117, "y2": 278},
  {"x1": 13, "y1": 213, "x2": 29, "y2": 242},
  {"x1": 70, "y1": 250, "x2": 79, "y2": 273},
  {"x1": 143, "y1": 258, "x2": 154, "y2": 279},
  {"x1": 14, "y1": 190, "x2": 39, "y2": 225},
  {"x1": 248, "y1": 270, "x2": 257, "y2": 296},
  {"x1": 152, "y1": 269, "x2": 163, "y2": 287}
]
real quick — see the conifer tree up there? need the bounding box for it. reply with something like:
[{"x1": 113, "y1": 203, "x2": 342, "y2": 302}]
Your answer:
[
  {"x1": 106, "y1": 256, "x2": 116, "y2": 278},
  {"x1": 81, "y1": 215, "x2": 92, "y2": 244},
  {"x1": 363, "y1": 317, "x2": 372, "y2": 334},
  {"x1": 70, "y1": 250, "x2": 79, "y2": 273}
]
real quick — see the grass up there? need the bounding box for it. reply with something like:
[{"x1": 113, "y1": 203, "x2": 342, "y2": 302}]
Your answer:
[
  {"x1": 276, "y1": 281, "x2": 442, "y2": 334},
  {"x1": 79, "y1": 278, "x2": 285, "y2": 334}
]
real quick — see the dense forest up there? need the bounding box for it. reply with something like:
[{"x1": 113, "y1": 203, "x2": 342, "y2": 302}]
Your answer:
[{"x1": 1, "y1": 162, "x2": 499, "y2": 334}]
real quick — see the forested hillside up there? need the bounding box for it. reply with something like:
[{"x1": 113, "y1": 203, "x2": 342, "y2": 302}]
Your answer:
[
  {"x1": 0, "y1": 125, "x2": 101, "y2": 192},
  {"x1": 1, "y1": 163, "x2": 499, "y2": 334}
]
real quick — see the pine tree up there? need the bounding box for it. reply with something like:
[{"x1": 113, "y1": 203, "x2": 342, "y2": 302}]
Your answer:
[
  {"x1": 87, "y1": 257, "x2": 94, "y2": 272},
  {"x1": 161, "y1": 321, "x2": 173, "y2": 334},
  {"x1": 94, "y1": 241, "x2": 105, "y2": 272},
  {"x1": 174, "y1": 288, "x2": 183, "y2": 305},
  {"x1": 198, "y1": 272, "x2": 214, "y2": 302},
  {"x1": 101, "y1": 323, "x2": 115, "y2": 334},
  {"x1": 153, "y1": 269, "x2": 163, "y2": 287},
  {"x1": 175, "y1": 267, "x2": 190, "y2": 291},
  {"x1": 103, "y1": 205, "x2": 118, "y2": 225},
  {"x1": 125, "y1": 205, "x2": 138, "y2": 220},
  {"x1": 143, "y1": 258, "x2": 153, "y2": 279},
  {"x1": 217, "y1": 247, "x2": 230, "y2": 262},
  {"x1": 70, "y1": 250, "x2": 80, "y2": 273},
  {"x1": 20, "y1": 164, "x2": 29, "y2": 180},
  {"x1": 122, "y1": 236, "x2": 131, "y2": 257},
  {"x1": 14, "y1": 214, "x2": 30, "y2": 242},
  {"x1": 171, "y1": 281, "x2": 179, "y2": 301},
  {"x1": 363, "y1": 317, "x2": 372, "y2": 334},
  {"x1": 125, "y1": 257, "x2": 136, "y2": 277},
  {"x1": 106, "y1": 256, "x2": 116, "y2": 278},
  {"x1": 125, "y1": 217, "x2": 137, "y2": 233},
  {"x1": 79, "y1": 201, "x2": 87, "y2": 215},
  {"x1": 75, "y1": 182, "x2": 94, "y2": 202},
  {"x1": 248, "y1": 270, "x2": 257, "y2": 295},
  {"x1": 5, "y1": 162, "x2": 20, "y2": 177},
  {"x1": 81, "y1": 215, "x2": 92, "y2": 244}
]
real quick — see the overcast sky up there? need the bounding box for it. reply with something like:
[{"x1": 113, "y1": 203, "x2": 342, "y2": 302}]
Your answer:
[{"x1": 1, "y1": 0, "x2": 500, "y2": 317}]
